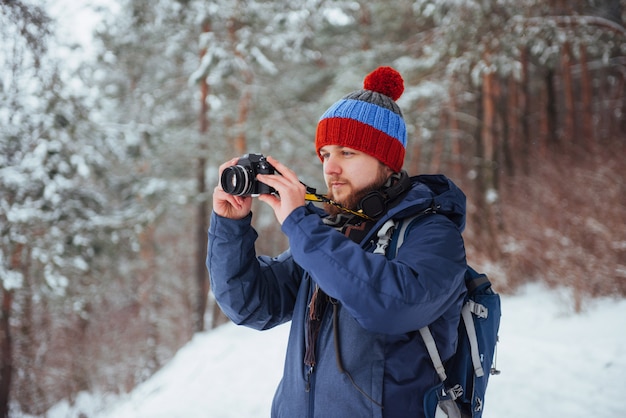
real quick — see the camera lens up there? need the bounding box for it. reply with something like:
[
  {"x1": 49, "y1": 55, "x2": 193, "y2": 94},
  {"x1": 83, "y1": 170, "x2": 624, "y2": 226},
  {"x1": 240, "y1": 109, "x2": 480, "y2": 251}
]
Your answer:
[{"x1": 221, "y1": 165, "x2": 251, "y2": 196}]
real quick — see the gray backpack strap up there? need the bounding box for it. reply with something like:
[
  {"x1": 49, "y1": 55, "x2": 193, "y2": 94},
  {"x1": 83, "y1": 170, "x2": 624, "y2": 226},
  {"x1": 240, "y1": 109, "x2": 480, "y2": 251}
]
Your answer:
[
  {"x1": 385, "y1": 212, "x2": 450, "y2": 384},
  {"x1": 419, "y1": 327, "x2": 447, "y2": 382},
  {"x1": 392, "y1": 206, "x2": 437, "y2": 252},
  {"x1": 420, "y1": 303, "x2": 486, "y2": 394},
  {"x1": 393, "y1": 213, "x2": 414, "y2": 251},
  {"x1": 462, "y1": 301, "x2": 486, "y2": 378},
  {"x1": 384, "y1": 210, "x2": 470, "y2": 406},
  {"x1": 421, "y1": 328, "x2": 465, "y2": 418}
]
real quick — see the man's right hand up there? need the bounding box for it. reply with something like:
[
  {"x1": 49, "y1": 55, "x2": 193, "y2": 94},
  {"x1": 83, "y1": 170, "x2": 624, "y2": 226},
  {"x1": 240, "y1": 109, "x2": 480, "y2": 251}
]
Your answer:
[{"x1": 213, "y1": 158, "x2": 253, "y2": 219}]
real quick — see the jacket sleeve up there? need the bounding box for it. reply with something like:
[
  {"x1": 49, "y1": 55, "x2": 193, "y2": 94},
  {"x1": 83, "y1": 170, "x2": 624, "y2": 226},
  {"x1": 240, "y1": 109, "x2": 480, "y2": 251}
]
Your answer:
[
  {"x1": 282, "y1": 207, "x2": 466, "y2": 335},
  {"x1": 207, "y1": 211, "x2": 302, "y2": 330}
]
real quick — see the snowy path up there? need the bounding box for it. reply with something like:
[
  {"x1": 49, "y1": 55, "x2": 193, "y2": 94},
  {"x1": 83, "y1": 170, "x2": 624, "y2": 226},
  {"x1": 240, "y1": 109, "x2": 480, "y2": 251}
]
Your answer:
[{"x1": 47, "y1": 284, "x2": 626, "y2": 418}]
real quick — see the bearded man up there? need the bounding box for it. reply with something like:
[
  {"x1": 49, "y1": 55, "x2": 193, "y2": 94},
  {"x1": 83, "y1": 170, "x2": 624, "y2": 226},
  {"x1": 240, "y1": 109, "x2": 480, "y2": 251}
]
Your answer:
[{"x1": 207, "y1": 66, "x2": 467, "y2": 418}]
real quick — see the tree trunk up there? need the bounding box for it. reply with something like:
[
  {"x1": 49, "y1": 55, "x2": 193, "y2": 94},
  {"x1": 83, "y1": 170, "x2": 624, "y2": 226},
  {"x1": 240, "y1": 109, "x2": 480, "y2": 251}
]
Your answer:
[
  {"x1": 195, "y1": 154, "x2": 209, "y2": 333},
  {"x1": 502, "y1": 76, "x2": 517, "y2": 177},
  {"x1": 429, "y1": 106, "x2": 446, "y2": 173},
  {"x1": 0, "y1": 287, "x2": 12, "y2": 418},
  {"x1": 408, "y1": 102, "x2": 425, "y2": 174},
  {"x1": 234, "y1": 86, "x2": 252, "y2": 156},
  {"x1": 578, "y1": 44, "x2": 594, "y2": 150},
  {"x1": 545, "y1": 69, "x2": 558, "y2": 152},
  {"x1": 17, "y1": 245, "x2": 43, "y2": 414},
  {"x1": 0, "y1": 244, "x2": 21, "y2": 418},
  {"x1": 607, "y1": 67, "x2": 625, "y2": 143},
  {"x1": 520, "y1": 46, "x2": 531, "y2": 174},
  {"x1": 228, "y1": 13, "x2": 252, "y2": 157},
  {"x1": 481, "y1": 71, "x2": 496, "y2": 186},
  {"x1": 472, "y1": 88, "x2": 487, "y2": 238},
  {"x1": 560, "y1": 41, "x2": 576, "y2": 145},
  {"x1": 139, "y1": 224, "x2": 160, "y2": 369},
  {"x1": 195, "y1": 19, "x2": 211, "y2": 332},
  {"x1": 479, "y1": 70, "x2": 501, "y2": 258},
  {"x1": 359, "y1": 3, "x2": 371, "y2": 51},
  {"x1": 449, "y1": 86, "x2": 462, "y2": 179}
]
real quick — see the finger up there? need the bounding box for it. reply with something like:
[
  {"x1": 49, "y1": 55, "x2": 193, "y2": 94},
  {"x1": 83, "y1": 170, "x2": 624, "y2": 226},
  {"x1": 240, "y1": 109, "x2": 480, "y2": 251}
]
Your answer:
[
  {"x1": 214, "y1": 185, "x2": 245, "y2": 206},
  {"x1": 266, "y1": 156, "x2": 298, "y2": 180},
  {"x1": 214, "y1": 189, "x2": 237, "y2": 208},
  {"x1": 218, "y1": 157, "x2": 240, "y2": 176},
  {"x1": 257, "y1": 193, "x2": 278, "y2": 207},
  {"x1": 256, "y1": 173, "x2": 289, "y2": 189}
]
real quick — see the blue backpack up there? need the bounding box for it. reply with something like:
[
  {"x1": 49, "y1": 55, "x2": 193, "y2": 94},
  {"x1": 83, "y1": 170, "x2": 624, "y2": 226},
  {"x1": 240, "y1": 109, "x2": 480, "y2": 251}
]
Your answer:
[{"x1": 376, "y1": 212, "x2": 501, "y2": 418}]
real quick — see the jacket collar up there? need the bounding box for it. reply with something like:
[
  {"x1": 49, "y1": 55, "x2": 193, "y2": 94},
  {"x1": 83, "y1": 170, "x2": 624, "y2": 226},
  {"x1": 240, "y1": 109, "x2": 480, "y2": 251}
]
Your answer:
[{"x1": 360, "y1": 174, "x2": 467, "y2": 245}]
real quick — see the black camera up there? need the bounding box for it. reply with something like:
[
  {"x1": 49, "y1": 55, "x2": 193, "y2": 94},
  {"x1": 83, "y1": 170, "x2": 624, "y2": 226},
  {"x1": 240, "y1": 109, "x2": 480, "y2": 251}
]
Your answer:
[{"x1": 220, "y1": 153, "x2": 276, "y2": 196}]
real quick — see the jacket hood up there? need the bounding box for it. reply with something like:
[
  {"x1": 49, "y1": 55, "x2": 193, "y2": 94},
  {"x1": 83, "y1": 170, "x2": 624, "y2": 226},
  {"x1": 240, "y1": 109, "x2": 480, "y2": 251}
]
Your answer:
[{"x1": 382, "y1": 173, "x2": 467, "y2": 231}]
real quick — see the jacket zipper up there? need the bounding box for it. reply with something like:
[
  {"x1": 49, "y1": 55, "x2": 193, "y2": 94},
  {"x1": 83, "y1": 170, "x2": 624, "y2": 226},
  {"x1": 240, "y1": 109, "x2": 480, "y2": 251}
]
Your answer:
[
  {"x1": 305, "y1": 364, "x2": 316, "y2": 417},
  {"x1": 305, "y1": 365, "x2": 314, "y2": 392}
]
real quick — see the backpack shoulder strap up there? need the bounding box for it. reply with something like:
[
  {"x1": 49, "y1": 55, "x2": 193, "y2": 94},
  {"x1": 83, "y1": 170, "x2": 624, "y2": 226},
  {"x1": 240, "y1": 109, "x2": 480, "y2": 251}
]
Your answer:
[
  {"x1": 381, "y1": 209, "x2": 450, "y2": 387},
  {"x1": 384, "y1": 205, "x2": 438, "y2": 260},
  {"x1": 382, "y1": 209, "x2": 485, "y2": 388},
  {"x1": 419, "y1": 327, "x2": 448, "y2": 383},
  {"x1": 419, "y1": 296, "x2": 486, "y2": 386}
]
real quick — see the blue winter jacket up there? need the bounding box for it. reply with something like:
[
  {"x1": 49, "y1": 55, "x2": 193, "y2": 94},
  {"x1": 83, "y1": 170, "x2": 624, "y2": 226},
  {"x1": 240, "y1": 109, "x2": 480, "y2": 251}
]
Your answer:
[{"x1": 207, "y1": 174, "x2": 467, "y2": 418}]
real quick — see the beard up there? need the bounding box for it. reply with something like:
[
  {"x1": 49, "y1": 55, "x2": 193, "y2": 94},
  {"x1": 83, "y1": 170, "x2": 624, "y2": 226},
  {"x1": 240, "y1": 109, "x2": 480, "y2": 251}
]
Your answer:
[{"x1": 324, "y1": 165, "x2": 392, "y2": 217}]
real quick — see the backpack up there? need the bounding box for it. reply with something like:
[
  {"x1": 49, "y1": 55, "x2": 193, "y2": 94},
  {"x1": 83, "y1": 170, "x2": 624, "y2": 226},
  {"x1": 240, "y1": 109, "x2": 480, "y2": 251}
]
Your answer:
[{"x1": 374, "y1": 211, "x2": 501, "y2": 418}]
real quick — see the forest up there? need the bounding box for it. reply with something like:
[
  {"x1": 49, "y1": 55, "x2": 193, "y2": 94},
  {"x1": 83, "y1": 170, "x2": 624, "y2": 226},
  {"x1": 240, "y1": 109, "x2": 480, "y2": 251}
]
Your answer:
[{"x1": 1, "y1": 0, "x2": 625, "y2": 415}]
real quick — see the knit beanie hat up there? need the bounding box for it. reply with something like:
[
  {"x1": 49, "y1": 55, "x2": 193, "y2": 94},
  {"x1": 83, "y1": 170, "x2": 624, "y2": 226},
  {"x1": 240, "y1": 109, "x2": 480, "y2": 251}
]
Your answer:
[{"x1": 315, "y1": 66, "x2": 407, "y2": 172}]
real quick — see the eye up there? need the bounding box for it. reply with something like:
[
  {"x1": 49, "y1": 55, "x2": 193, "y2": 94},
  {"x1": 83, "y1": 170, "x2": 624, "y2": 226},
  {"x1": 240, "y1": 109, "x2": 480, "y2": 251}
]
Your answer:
[{"x1": 320, "y1": 151, "x2": 330, "y2": 160}]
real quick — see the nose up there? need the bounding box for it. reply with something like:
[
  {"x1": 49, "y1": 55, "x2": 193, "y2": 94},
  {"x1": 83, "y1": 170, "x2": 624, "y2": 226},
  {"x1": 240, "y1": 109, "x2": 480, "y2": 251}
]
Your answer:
[{"x1": 323, "y1": 154, "x2": 341, "y2": 176}]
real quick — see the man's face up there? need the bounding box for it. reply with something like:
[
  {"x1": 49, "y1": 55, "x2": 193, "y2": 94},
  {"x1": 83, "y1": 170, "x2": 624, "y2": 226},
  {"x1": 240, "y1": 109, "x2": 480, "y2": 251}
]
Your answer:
[{"x1": 320, "y1": 145, "x2": 393, "y2": 210}]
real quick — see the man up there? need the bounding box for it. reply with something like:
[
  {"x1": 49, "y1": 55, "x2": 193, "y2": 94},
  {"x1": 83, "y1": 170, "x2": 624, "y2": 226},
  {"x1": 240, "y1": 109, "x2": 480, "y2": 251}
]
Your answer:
[{"x1": 207, "y1": 66, "x2": 467, "y2": 418}]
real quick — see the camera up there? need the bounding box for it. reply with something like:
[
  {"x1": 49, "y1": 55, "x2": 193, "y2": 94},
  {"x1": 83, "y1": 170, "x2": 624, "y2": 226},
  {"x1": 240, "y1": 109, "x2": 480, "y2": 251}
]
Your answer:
[{"x1": 220, "y1": 153, "x2": 276, "y2": 196}]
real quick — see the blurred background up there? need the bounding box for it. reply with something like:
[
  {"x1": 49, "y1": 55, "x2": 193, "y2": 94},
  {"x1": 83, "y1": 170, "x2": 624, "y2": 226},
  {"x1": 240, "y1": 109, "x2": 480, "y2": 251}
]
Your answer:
[{"x1": 1, "y1": 0, "x2": 625, "y2": 415}]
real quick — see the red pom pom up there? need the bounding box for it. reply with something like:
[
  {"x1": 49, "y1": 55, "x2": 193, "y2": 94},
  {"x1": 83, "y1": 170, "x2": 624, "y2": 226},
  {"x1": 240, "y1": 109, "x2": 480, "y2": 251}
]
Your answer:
[{"x1": 363, "y1": 66, "x2": 404, "y2": 101}]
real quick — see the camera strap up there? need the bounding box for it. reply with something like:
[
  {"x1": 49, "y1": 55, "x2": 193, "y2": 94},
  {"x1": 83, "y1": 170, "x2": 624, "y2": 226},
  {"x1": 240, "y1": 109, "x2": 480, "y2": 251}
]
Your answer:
[{"x1": 302, "y1": 183, "x2": 374, "y2": 221}]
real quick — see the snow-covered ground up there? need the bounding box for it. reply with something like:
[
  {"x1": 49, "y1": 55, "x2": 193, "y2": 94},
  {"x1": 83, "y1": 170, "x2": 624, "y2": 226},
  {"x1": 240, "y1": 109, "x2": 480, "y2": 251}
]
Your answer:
[{"x1": 45, "y1": 284, "x2": 626, "y2": 418}]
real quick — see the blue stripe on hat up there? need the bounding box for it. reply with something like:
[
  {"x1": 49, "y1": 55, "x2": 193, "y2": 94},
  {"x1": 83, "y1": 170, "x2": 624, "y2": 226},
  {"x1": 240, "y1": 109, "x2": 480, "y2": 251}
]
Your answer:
[{"x1": 319, "y1": 99, "x2": 407, "y2": 147}]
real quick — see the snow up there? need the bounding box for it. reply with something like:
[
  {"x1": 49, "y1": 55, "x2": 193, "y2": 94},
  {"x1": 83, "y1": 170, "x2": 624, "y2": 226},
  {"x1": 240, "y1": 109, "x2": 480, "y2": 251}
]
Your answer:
[
  {"x1": 47, "y1": 0, "x2": 119, "y2": 58},
  {"x1": 41, "y1": 284, "x2": 626, "y2": 418}
]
